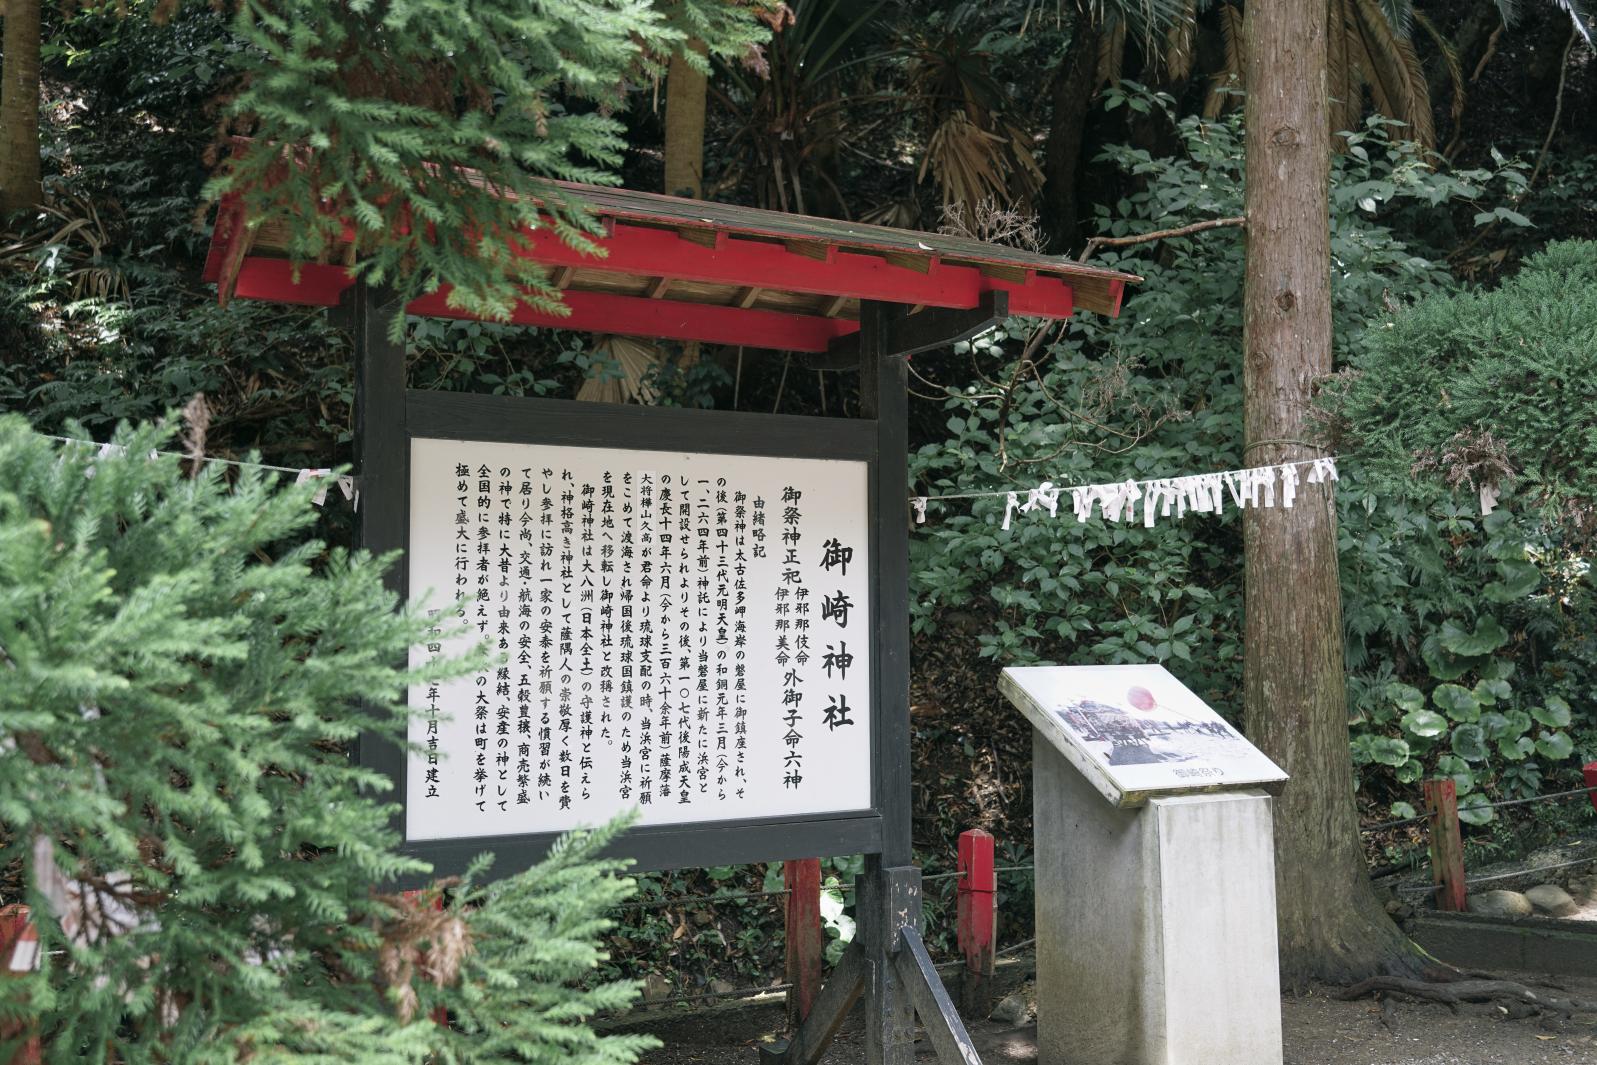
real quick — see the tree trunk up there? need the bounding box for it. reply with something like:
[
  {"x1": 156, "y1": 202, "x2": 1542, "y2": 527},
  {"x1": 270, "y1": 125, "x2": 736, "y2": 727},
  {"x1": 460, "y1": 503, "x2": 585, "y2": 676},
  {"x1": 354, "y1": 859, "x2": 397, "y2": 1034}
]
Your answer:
[
  {"x1": 1041, "y1": 19, "x2": 1101, "y2": 253},
  {"x1": 1240, "y1": 0, "x2": 1425, "y2": 986},
  {"x1": 1, "y1": 0, "x2": 44, "y2": 215},
  {"x1": 663, "y1": 42, "x2": 708, "y2": 199}
]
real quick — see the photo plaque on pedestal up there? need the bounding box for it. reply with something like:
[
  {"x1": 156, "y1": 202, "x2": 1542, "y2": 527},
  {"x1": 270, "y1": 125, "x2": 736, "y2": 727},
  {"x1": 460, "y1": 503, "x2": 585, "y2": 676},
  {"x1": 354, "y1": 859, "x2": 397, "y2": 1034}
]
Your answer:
[
  {"x1": 1001, "y1": 664, "x2": 1288, "y2": 1065},
  {"x1": 999, "y1": 663, "x2": 1286, "y2": 808}
]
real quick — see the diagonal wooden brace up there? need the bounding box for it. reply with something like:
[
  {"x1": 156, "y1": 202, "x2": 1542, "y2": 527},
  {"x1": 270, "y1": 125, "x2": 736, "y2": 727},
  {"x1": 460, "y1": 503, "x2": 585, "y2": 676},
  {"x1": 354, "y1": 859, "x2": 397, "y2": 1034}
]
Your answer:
[
  {"x1": 893, "y1": 926, "x2": 984, "y2": 1065},
  {"x1": 758, "y1": 940, "x2": 868, "y2": 1065}
]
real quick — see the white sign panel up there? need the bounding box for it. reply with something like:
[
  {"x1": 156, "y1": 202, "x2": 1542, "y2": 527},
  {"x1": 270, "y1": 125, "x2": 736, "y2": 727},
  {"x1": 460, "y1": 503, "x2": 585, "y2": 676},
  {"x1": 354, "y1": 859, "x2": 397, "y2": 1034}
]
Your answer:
[
  {"x1": 407, "y1": 437, "x2": 873, "y2": 842},
  {"x1": 1000, "y1": 664, "x2": 1286, "y2": 806}
]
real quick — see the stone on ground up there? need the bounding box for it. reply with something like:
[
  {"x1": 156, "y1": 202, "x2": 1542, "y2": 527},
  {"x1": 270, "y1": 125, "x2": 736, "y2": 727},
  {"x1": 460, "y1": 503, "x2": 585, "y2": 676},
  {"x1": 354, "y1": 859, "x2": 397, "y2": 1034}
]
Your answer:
[
  {"x1": 1524, "y1": 883, "x2": 1579, "y2": 917},
  {"x1": 1467, "y1": 889, "x2": 1533, "y2": 918},
  {"x1": 990, "y1": 986, "x2": 1035, "y2": 1026}
]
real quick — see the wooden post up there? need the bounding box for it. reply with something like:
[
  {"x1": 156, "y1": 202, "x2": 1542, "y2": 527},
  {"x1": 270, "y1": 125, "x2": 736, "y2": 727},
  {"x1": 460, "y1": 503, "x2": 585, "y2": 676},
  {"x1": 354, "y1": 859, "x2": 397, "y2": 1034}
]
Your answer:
[
  {"x1": 1584, "y1": 761, "x2": 1597, "y2": 813},
  {"x1": 956, "y1": 829, "x2": 996, "y2": 1016},
  {"x1": 0, "y1": 905, "x2": 41, "y2": 1065},
  {"x1": 784, "y1": 859, "x2": 823, "y2": 1027},
  {"x1": 1423, "y1": 779, "x2": 1467, "y2": 912}
]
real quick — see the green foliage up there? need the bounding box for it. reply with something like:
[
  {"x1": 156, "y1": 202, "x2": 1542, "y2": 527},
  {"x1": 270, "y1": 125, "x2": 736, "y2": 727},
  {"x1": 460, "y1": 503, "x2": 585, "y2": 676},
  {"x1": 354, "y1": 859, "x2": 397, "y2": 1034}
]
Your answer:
[
  {"x1": 909, "y1": 105, "x2": 1509, "y2": 710},
  {"x1": 1329, "y1": 243, "x2": 1597, "y2": 808},
  {"x1": 207, "y1": 0, "x2": 775, "y2": 331},
  {"x1": 0, "y1": 417, "x2": 652, "y2": 1063},
  {"x1": 1324, "y1": 240, "x2": 1597, "y2": 522}
]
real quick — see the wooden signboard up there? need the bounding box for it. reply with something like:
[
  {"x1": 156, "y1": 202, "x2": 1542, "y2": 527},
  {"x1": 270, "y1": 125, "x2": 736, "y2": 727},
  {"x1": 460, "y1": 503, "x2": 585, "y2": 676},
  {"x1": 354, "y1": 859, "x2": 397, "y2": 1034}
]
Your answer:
[
  {"x1": 1000, "y1": 664, "x2": 1286, "y2": 808},
  {"x1": 405, "y1": 435, "x2": 874, "y2": 849}
]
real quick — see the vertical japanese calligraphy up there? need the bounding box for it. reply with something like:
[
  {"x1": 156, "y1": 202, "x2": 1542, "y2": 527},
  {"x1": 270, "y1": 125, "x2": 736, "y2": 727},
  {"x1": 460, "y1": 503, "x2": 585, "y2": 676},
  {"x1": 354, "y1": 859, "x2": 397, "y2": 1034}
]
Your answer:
[{"x1": 408, "y1": 438, "x2": 872, "y2": 841}]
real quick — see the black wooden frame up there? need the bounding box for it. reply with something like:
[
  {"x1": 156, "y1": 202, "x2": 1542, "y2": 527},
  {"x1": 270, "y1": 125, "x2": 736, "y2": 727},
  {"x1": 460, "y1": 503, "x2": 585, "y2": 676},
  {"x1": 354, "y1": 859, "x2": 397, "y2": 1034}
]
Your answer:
[{"x1": 339, "y1": 286, "x2": 911, "y2": 878}]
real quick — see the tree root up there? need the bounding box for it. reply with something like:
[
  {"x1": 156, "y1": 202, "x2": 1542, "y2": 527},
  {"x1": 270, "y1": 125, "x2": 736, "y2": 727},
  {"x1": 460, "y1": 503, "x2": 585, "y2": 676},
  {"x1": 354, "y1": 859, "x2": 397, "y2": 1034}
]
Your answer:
[{"x1": 1340, "y1": 976, "x2": 1597, "y2": 1017}]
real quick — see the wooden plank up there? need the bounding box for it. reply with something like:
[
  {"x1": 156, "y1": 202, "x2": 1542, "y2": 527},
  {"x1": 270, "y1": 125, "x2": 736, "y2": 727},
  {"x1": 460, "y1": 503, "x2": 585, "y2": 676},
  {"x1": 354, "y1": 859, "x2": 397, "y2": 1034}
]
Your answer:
[
  {"x1": 978, "y1": 263, "x2": 1031, "y2": 284},
  {"x1": 820, "y1": 293, "x2": 849, "y2": 318},
  {"x1": 881, "y1": 251, "x2": 933, "y2": 274},
  {"x1": 734, "y1": 286, "x2": 762, "y2": 309},
  {"x1": 956, "y1": 829, "x2": 996, "y2": 1016},
  {"x1": 784, "y1": 238, "x2": 836, "y2": 263},
  {"x1": 759, "y1": 941, "x2": 867, "y2": 1065},
  {"x1": 552, "y1": 265, "x2": 574, "y2": 290},
  {"x1": 1424, "y1": 779, "x2": 1468, "y2": 912},
  {"x1": 407, "y1": 285, "x2": 859, "y2": 353},
  {"x1": 646, "y1": 275, "x2": 672, "y2": 299},
  {"x1": 860, "y1": 860, "x2": 921, "y2": 1065},
  {"x1": 785, "y1": 859, "x2": 824, "y2": 1027},
  {"x1": 894, "y1": 927, "x2": 983, "y2": 1065},
  {"x1": 676, "y1": 225, "x2": 725, "y2": 249},
  {"x1": 334, "y1": 280, "x2": 410, "y2": 820}
]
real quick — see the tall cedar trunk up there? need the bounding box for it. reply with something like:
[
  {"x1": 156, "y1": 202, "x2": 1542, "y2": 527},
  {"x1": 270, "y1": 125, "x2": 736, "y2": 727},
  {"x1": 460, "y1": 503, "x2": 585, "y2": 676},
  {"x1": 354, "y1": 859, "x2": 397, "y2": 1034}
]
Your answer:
[
  {"x1": 1240, "y1": 0, "x2": 1425, "y2": 985},
  {"x1": 1, "y1": 0, "x2": 43, "y2": 214},
  {"x1": 1041, "y1": 20, "x2": 1101, "y2": 253},
  {"x1": 662, "y1": 43, "x2": 708, "y2": 199}
]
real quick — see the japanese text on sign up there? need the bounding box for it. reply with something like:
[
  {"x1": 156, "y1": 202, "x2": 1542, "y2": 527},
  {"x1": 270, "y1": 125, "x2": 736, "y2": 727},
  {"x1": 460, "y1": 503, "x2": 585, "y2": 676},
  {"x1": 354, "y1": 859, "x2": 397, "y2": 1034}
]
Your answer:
[{"x1": 407, "y1": 437, "x2": 873, "y2": 842}]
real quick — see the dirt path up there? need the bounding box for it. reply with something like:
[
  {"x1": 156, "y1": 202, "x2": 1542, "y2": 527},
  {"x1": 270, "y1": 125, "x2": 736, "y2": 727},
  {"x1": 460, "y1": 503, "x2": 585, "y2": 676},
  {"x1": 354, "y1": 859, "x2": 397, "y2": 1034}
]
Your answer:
[{"x1": 620, "y1": 964, "x2": 1597, "y2": 1065}]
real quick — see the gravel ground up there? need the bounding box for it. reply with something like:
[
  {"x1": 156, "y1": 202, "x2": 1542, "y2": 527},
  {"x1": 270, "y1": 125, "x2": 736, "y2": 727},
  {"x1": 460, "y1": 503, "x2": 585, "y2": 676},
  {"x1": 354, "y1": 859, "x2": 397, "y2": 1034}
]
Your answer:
[{"x1": 618, "y1": 963, "x2": 1597, "y2": 1065}]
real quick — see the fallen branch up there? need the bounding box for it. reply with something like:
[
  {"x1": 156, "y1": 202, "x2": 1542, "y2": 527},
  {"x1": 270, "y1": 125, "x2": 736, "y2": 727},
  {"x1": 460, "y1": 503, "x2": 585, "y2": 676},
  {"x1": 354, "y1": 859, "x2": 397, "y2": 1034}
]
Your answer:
[
  {"x1": 1339, "y1": 976, "x2": 1597, "y2": 1017},
  {"x1": 1076, "y1": 216, "x2": 1245, "y2": 262}
]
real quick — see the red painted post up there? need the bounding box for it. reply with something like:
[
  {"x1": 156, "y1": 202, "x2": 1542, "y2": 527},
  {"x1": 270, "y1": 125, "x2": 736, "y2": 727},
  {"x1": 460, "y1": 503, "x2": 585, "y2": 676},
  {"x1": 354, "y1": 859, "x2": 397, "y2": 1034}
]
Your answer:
[
  {"x1": 0, "y1": 905, "x2": 41, "y2": 1065},
  {"x1": 1584, "y1": 761, "x2": 1597, "y2": 813},
  {"x1": 957, "y1": 829, "x2": 997, "y2": 1015},
  {"x1": 1422, "y1": 779, "x2": 1468, "y2": 913},
  {"x1": 783, "y1": 859, "x2": 823, "y2": 1028}
]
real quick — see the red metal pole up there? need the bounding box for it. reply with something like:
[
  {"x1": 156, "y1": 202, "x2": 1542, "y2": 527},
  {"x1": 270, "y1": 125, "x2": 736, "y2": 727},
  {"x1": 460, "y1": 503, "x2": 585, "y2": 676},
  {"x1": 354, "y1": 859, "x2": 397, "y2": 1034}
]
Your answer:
[
  {"x1": 1584, "y1": 761, "x2": 1597, "y2": 813},
  {"x1": 957, "y1": 829, "x2": 996, "y2": 1015},
  {"x1": 1422, "y1": 779, "x2": 1468, "y2": 913},
  {"x1": 783, "y1": 859, "x2": 822, "y2": 1027},
  {"x1": 0, "y1": 905, "x2": 41, "y2": 1065}
]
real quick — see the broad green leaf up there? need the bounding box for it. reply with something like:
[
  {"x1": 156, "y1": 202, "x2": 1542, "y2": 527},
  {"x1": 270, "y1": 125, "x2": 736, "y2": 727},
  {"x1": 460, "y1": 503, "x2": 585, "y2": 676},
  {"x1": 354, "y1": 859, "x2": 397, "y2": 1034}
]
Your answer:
[
  {"x1": 1387, "y1": 683, "x2": 1425, "y2": 713},
  {"x1": 1532, "y1": 696, "x2": 1572, "y2": 728},
  {"x1": 1451, "y1": 724, "x2": 1487, "y2": 762},
  {"x1": 1458, "y1": 794, "x2": 1495, "y2": 826},
  {"x1": 1401, "y1": 709, "x2": 1448, "y2": 738},
  {"x1": 1396, "y1": 759, "x2": 1424, "y2": 784},
  {"x1": 1483, "y1": 561, "x2": 1540, "y2": 603},
  {"x1": 1473, "y1": 678, "x2": 1511, "y2": 706},
  {"x1": 1438, "y1": 616, "x2": 1509, "y2": 657},
  {"x1": 1497, "y1": 736, "x2": 1535, "y2": 761},
  {"x1": 1433, "y1": 683, "x2": 1480, "y2": 722},
  {"x1": 1369, "y1": 736, "x2": 1411, "y2": 767},
  {"x1": 1480, "y1": 711, "x2": 1510, "y2": 739},
  {"x1": 1535, "y1": 731, "x2": 1575, "y2": 761},
  {"x1": 1389, "y1": 801, "x2": 1418, "y2": 820}
]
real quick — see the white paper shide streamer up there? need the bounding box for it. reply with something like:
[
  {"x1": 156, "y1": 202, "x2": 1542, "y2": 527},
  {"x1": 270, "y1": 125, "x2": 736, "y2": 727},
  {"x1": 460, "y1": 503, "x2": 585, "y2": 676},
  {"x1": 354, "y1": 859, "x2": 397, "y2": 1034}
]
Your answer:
[{"x1": 927, "y1": 457, "x2": 1339, "y2": 532}]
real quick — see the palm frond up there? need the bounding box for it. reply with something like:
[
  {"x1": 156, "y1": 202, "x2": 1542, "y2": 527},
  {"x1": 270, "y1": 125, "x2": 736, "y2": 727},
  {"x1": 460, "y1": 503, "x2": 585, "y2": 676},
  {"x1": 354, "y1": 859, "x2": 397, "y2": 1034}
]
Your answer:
[
  {"x1": 1096, "y1": 17, "x2": 1128, "y2": 86},
  {"x1": 1350, "y1": 0, "x2": 1435, "y2": 147},
  {"x1": 1552, "y1": 0, "x2": 1595, "y2": 47},
  {"x1": 1414, "y1": 12, "x2": 1466, "y2": 125},
  {"x1": 1202, "y1": 3, "x2": 1245, "y2": 119}
]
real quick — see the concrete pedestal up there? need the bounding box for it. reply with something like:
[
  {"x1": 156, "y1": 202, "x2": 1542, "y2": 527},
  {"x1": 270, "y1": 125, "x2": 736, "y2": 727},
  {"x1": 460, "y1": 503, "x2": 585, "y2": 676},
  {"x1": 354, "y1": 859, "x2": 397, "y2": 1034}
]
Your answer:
[{"x1": 1033, "y1": 730, "x2": 1283, "y2": 1065}]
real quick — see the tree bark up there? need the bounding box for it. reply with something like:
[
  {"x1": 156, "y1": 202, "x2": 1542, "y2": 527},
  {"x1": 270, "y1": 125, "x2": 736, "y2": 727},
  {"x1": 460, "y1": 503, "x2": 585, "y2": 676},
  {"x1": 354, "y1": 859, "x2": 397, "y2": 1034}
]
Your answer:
[
  {"x1": 662, "y1": 41, "x2": 708, "y2": 199},
  {"x1": 1, "y1": 0, "x2": 44, "y2": 214},
  {"x1": 1041, "y1": 19, "x2": 1101, "y2": 253},
  {"x1": 1240, "y1": 0, "x2": 1425, "y2": 986}
]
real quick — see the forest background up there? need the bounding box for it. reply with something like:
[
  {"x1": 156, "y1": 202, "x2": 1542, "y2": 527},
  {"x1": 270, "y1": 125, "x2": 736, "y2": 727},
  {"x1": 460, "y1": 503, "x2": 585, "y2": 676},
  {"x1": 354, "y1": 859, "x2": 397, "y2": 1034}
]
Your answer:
[{"x1": 3, "y1": 0, "x2": 1595, "y2": 1001}]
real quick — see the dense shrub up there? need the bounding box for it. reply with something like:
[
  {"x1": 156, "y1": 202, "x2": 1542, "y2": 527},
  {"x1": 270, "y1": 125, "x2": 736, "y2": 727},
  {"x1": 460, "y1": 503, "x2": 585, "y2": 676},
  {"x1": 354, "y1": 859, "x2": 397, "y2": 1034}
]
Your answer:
[
  {"x1": 1328, "y1": 241, "x2": 1597, "y2": 821},
  {"x1": 0, "y1": 418, "x2": 652, "y2": 1063}
]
